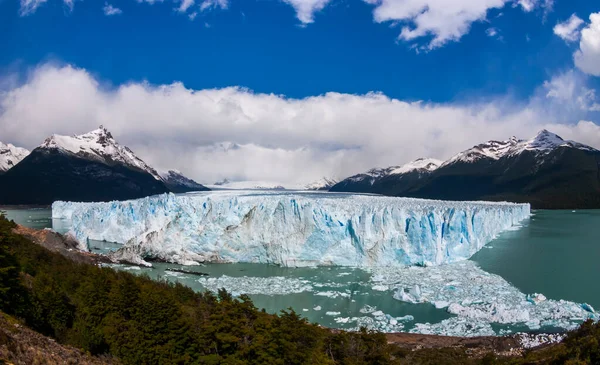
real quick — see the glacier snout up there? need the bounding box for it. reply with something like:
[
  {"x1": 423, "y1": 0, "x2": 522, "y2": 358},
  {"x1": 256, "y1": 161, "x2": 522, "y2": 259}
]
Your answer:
[{"x1": 52, "y1": 192, "x2": 530, "y2": 267}]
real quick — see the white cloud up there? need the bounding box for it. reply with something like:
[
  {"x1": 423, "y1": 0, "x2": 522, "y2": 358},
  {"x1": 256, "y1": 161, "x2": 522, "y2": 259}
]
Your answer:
[
  {"x1": 19, "y1": 0, "x2": 48, "y2": 16},
  {"x1": 178, "y1": 0, "x2": 194, "y2": 12},
  {"x1": 543, "y1": 70, "x2": 600, "y2": 111},
  {"x1": 516, "y1": 0, "x2": 553, "y2": 18},
  {"x1": 361, "y1": 0, "x2": 551, "y2": 50},
  {"x1": 1, "y1": 64, "x2": 598, "y2": 184},
  {"x1": 553, "y1": 14, "x2": 584, "y2": 42},
  {"x1": 188, "y1": 11, "x2": 198, "y2": 20},
  {"x1": 281, "y1": 0, "x2": 331, "y2": 24},
  {"x1": 486, "y1": 27, "x2": 498, "y2": 37},
  {"x1": 517, "y1": 0, "x2": 536, "y2": 12},
  {"x1": 103, "y1": 2, "x2": 122, "y2": 15},
  {"x1": 574, "y1": 12, "x2": 600, "y2": 77},
  {"x1": 199, "y1": 0, "x2": 227, "y2": 11}
]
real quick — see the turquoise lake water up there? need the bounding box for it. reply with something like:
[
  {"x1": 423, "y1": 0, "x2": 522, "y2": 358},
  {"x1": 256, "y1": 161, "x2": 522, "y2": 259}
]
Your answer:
[{"x1": 2, "y1": 207, "x2": 598, "y2": 335}]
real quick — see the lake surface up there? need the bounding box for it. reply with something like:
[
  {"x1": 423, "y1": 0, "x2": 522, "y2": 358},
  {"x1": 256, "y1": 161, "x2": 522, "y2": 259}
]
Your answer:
[
  {"x1": 471, "y1": 209, "x2": 600, "y2": 309},
  {"x1": 2, "y1": 206, "x2": 598, "y2": 335}
]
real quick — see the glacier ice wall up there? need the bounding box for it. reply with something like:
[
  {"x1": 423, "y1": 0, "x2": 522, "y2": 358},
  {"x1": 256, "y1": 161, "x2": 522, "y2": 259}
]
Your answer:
[{"x1": 52, "y1": 191, "x2": 530, "y2": 267}]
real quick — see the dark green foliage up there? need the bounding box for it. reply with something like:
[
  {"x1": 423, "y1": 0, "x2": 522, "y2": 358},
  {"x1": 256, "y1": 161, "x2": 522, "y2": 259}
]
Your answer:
[{"x1": 0, "y1": 215, "x2": 393, "y2": 364}]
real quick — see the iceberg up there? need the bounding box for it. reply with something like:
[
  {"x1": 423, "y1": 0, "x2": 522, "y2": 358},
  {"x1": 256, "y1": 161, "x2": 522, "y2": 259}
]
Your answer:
[{"x1": 52, "y1": 191, "x2": 530, "y2": 267}]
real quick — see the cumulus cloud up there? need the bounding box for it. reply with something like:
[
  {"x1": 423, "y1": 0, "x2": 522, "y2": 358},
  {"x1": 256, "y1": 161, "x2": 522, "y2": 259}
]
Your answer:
[
  {"x1": 0, "y1": 64, "x2": 598, "y2": 184},
  {"x1": 103, "y1": 3, "x2": 122, "y2": 15},
  {"x1": 554, "y1": 14, "x2": 584, "y2": 42},
  {"x1": 281, "y1": 0, "x2": 331, "y2": 24},
  {"x1": 363, "y1": 0, "x2": 550, "y2": 50},
  {"x1": 574, "y1": 12, "x2": 600, "y2": 76}
]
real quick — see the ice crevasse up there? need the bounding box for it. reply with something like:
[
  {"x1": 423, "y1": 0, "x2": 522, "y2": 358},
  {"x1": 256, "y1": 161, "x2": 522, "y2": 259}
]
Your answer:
[{"x1": 52, "y1": 191, "x2": 530, "y2": 267}]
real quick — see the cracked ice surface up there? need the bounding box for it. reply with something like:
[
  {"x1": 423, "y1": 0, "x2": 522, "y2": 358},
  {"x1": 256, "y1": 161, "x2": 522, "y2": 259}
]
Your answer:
[
  {"x1": 52, "y1": 191, "x2": 529, "y2": 267},
  {"x1": 371, "y1": 261, "x2": 598, "y2": 335}
]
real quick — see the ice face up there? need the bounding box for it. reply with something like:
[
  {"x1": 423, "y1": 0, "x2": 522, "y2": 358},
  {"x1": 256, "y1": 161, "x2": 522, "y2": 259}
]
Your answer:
[{"x1": 52, "y1": 191, "x2": 530, "y2": 267}]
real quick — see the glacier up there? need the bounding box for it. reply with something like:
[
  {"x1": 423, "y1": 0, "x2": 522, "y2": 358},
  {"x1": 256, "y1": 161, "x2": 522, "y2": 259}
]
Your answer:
[{"x1": 52, "y1": 190, "x2": 529, "y2": 267}]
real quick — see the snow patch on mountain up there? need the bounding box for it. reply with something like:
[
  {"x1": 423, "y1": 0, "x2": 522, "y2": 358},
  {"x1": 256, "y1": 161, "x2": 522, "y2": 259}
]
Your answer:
[
  {"x1": 0, "y1": 142, "x2": 29, "y2": 172},
  {"x1": 389, "y1": 158, "x2": 443, "y2": 175},
  {"x1": 305, "y1": 177, "x2": 338, "y2": 190},
  {"x1": 39, "y1": 126, "x2": 162, "y2": 180},
  {"x1": 346, "y1": 158, "x2": 442, "y2": 185}
]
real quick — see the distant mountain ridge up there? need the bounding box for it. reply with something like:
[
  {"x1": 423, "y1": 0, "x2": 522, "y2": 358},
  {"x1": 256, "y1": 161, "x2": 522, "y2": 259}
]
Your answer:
[
  {"x1": 331, "y1": 131, "x2": 600, "y2": 209},
  {"x1": 160, "y1": 170, "x2": 209, "y2": 193},
  {"x1": 330, "y1": 158, "x2": 442, "y2": 195},
  {"x1": 0, "y1": 127, "x2": 208, "y2": 204}
]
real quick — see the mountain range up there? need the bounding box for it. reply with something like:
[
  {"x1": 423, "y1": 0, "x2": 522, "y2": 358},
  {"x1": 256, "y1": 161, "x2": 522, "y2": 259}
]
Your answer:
[
  {"x1": 1, "y1": 128, "x2": 598, "y2": 208},
  {"x1": 331, "y1": 130, "x2": 600, "y2": 209},
  {"x1": 0, "y1": 127, "x2": 208, "y2": 204}
]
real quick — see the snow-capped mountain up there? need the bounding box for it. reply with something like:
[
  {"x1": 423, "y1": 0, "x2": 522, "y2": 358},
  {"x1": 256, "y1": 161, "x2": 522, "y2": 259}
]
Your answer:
[
  {"x1": 159, "y1": 170, "x2": 209, "y2": 193},
  {"x1": 330, "y1": 158, "x2": 442, "y2": 193},
  {"x1": 0, "y1": 142, "x2": 29, "y2": 173},
  {"x1": 40, "y1": 126, "x2": 162, "y2": 180},
  {"x1": 0, "y1": 126, "x2": 169, "y2": 204},
  {"x1": 409, "y1": 130, "x2": 600, "y2": 208},
  {"x1": 305, "y1": 177, "x2": 338, "y2": 191},
  {"x1": 442, "y1": 130, "x2": 597, "y2": 167},
  {"x1": 332, "y1": 130, "x2": 600, "y2": 208}
]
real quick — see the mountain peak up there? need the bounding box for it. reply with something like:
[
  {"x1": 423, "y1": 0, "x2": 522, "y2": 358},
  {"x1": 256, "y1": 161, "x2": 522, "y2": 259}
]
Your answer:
[
  {"x1": 38, "y1": 127, "x2": 162, "y2": 180},
  {"x1": 520, "y1": 129, "x2": 597, "y2": 154},
  {"x1": 0, "y1": 141, "x2": 30, "y2": 172}
]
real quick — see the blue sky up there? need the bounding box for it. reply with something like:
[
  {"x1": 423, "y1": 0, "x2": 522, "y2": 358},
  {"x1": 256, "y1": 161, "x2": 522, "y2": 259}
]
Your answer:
[
  {"x1": 2, "y1": 0, "x2": 598, "y2": 101},
  {"x1": 1, "y1": 0, "x2": 600, "y2": 183}
]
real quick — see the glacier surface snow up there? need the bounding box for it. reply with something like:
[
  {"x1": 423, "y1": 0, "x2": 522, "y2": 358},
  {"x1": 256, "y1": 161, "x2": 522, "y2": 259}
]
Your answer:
[{"x1": 52, "y1": 191, "x2": 530, "y2": 267}]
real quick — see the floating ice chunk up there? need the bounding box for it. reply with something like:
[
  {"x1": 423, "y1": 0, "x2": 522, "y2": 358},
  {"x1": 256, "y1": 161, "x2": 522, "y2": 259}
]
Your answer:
[
  {"x1": 359, "y1": 305, "x2": 377, "y2": 314},
  {"x1": 198, "y1": 275, "x2": 313, "y2": 296},
  {"x1": 526, "y1": 293, "x2": 547, "y2": 304},
  {"x1": 335, "y1": 317, "x2": 351, "y2": 324},
  {"x1": 313, "y1": 306, "x2": 322, "y2": 311},
  {"x1": 303, "y1": 308, "x2": 309, "y2": 312},
  {"x1": 326, "y1": 311, "x2": 341, "y2": 316},
  {"x1": 52, "y1": 191, "x2": 530, "y2": 267},
  {"x1": 372, "y1": 285, "x2": 388, "y2": 291},
  {"x1": 371, "y1": 310, "x2": 385, "y2": 317},
  {"x1": 582, "y1": 303, "x2": 595, "y2": 313},
  {"x1": 315, "y1": 291, "x2": 350, "y2": 298},
  {"x1": 372, "y1": 261, "x2": 598, "y2": 333},
  {"x1": 410, "y1": 317, "x2": 496, "y2": 337}
]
